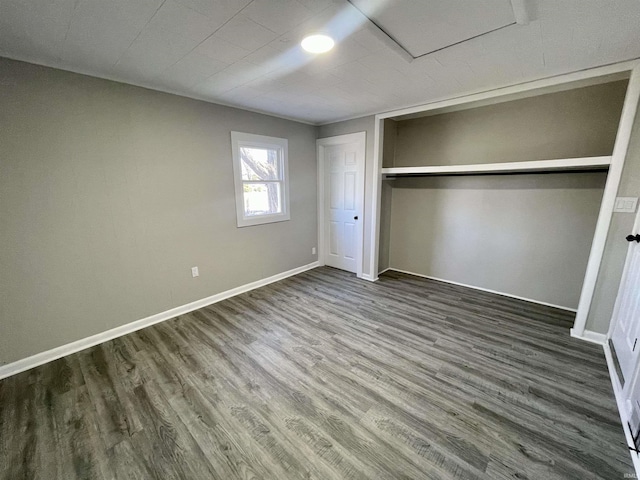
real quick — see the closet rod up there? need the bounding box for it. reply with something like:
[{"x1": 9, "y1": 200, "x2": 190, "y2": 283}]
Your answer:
[{"x1": 382, "y1": 167, "x2": 609, "y2": 179}]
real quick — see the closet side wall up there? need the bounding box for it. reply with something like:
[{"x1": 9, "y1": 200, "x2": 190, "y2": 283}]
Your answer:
[
  {"x1": 379, "y1": 119, "x2": 398, "y2": 271},
  {"x1": 587, "y1": 108, "x2": 640, "y2": 333},
  {"x1": 389, "y1": 173, "x2": 606, "y2": 309}
]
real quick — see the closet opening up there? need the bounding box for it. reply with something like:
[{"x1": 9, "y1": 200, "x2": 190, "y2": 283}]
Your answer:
[{"x1": 370, "y1": 68, "x2": 638, "y2": 337}]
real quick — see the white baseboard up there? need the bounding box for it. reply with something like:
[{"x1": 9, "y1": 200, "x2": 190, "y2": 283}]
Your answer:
[
  {"x1": 361, "y1": 273, "x2": 379, "y2": 282},
  {"x1": 386, "y1": 268, "x2": 577, "y2": 313},
  {"x1": 378, "y1": 267, "x2": 391, "y2": 276},
  {"x1": 570, "y1": 328, "x2": 607, "y2": 345},
  {"x1": 0, "y1": 261, "x2": 319, "y2": 381},
  {"x1": 603, "y1": 342, "x2": 640, "y2": 477}
]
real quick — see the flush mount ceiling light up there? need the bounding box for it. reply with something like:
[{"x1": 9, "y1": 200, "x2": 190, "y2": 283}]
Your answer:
[{"x1": 301, "y1": 34, "x2": 335, "y2": 54}]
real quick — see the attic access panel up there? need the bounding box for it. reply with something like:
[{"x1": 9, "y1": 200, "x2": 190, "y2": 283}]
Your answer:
[{"x1": 348, "y1": 0, "x2": 516, "y2": 59}]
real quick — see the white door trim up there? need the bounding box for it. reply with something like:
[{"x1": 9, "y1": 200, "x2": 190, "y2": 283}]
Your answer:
[{"x1": 317, "y1": 132, "x2": 366, "y2": 278}]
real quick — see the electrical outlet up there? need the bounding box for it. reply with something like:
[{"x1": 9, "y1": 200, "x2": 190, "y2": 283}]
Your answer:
[
  {"x1": 191, "y1": 266, "x2": 199, "y2": 278},
  {"x1": 312, "y1": 247, "x2": 317, "y2": 255}
]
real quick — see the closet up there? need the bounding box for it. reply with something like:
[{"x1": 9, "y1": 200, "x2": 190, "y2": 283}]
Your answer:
[
  {"x1": 368, "y1": 66, "x2": 640, "y2": 335},
  {"x1": 363, "y1": 62, "x2": 640, "y2": 469}
]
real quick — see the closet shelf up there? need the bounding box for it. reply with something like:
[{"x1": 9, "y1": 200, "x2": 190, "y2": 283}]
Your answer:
[{"x1": 381, "y1": 156, "x2": 612, "y2": 177}]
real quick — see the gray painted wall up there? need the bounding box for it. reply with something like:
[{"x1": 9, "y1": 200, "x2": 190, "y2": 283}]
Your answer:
[
  {"x1": 382, "y1": 119, "x2": 398, "y2": 169},
  {"x1": 0, "y1": 58, "x2": 318, "y2": 364},
  {"x1": 389, "y1": 173, "x2": 606, "y2": 309},
  {"x1": 392, "y1": 81, "x2": 627, "y2": 167}
]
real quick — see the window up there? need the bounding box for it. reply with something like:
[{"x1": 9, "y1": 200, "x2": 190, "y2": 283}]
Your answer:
[{"x1": 231, "y1": 131, "x2": 290, "y2": 227}]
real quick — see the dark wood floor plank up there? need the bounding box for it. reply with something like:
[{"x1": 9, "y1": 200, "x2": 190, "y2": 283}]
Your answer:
[
  {"x1": 77, "y1": 345, "x2": 143, "y2": 450},
  {"x1": 0, "y1": 267, "x2": 633, "y2": 479},
  {"x1": 241, "y1": 342, "x2": 431, "y2": 480},
  {"x1": 50, "y1": 385, "x2": 108, "y2": 480}
]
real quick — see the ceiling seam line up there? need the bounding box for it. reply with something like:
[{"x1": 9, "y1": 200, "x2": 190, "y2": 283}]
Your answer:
[
  {"x1": 345, "y1": 0, "x2": 413, "y2": 59},
  {"x1": 346, "y1": 0, "x2": 521, "y2": 62},
  {"x1": 156, "y1": 0, "x2": 263, "y2": 82},
  {"x1": 412, "y1": 22, "x2": 518, "y2": 60},
  {"x1": 111, "y1": 0, "x2": 168, "y2": 68},
  {"x1": 59, "y1": 0, "x2": 81, "y2": 62}
]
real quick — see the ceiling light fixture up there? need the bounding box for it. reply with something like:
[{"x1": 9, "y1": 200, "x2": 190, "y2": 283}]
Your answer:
[{"x1": 301, "y1": 34, "x2": 335, "y2": 54}]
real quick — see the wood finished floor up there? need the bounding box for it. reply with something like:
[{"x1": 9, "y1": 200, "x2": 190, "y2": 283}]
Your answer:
[{"x1": 0, "y1": 267, "x2": 632, "y2": 479}]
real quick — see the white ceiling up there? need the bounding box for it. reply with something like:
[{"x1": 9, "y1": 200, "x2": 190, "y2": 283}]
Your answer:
[
  {"x1": 1, "y1": 0, "x2": 639, "y2": 124},
  {"x1": 349, "y1": 0, "x2": 516, "y2": 58}
]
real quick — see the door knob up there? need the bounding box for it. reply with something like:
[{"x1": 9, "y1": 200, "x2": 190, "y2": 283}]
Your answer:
[
  {"x1": 626, "y1": 234, "x2": 640, "y2": 242},
  {"x1": 354, "y1": 216, "x2": 358, "y2": 220}
]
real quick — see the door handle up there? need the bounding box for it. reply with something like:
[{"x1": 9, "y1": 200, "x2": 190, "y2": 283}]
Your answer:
[
  {"x1": 354, "y1": 216, "x2": 358, "y2": 220},
  {"x1": 626, "y1": 234, "x2": 640, "y2": 243}
]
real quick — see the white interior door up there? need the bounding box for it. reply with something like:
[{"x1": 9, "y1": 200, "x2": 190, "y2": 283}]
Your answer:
[
  {"x1": 612, "y1": 230, "x2": 640, "y2": 387},
  {"x1": 319, "y1": 134, "x2": 365, "y2": 275}
]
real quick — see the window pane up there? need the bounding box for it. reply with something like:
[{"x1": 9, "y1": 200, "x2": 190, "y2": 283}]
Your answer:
[
  {"x1": 243, "y1": 182, "x2": 282, "y2": 216},
  {"x1": 240, "y1": 146, "x2": 280, "y2": 181}
]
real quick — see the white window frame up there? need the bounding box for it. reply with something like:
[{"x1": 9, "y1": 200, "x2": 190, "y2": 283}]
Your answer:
[{"x1": 231, "y1": 131, "x2": 290, "y2": 228}]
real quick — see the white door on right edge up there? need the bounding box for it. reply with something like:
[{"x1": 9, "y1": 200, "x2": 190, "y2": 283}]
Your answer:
[
  {"x1": 611, "y1": 230, "x2": 640, "y2": 387},
  {"x1": 323, "y1": 142, "x2": 363, "y2": 274}
]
